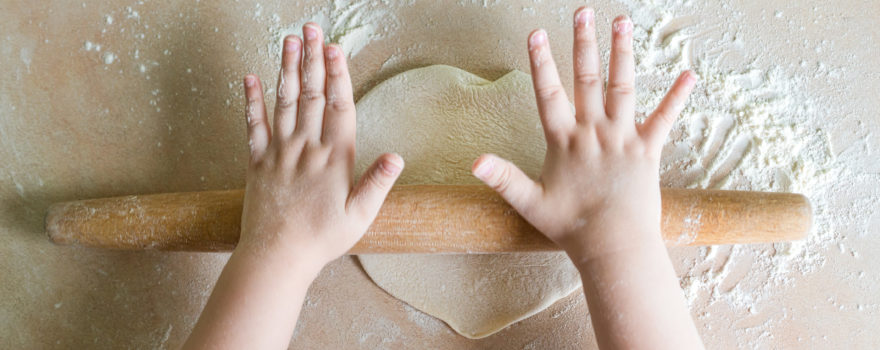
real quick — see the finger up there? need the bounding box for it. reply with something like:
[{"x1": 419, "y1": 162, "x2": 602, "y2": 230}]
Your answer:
[
  {"x1": 244, "y1": 75, "x2": 270, "y2": 161},
  {"x1": 294, "y1": 23, "x2": 326, "y2": 142},
  {"x1": 528, "y1": 29, "x2": 576, "y2": 142},
  {"x1": 641, "y1": 70, "x2": 697, "y2": 149},
  {"x1": 273, "y1": 35, "x2": 302, "y2": 139},
  {"x1": 321, "y1": 44, "x2": 356, "y2": 149},
  {"x1": 572, "y1": 7, "x2": 604, "y2": 121},
  {"x1": 347, "y1": 153, "x2": 404, "y2": 220},
  {"x1": 605, "y1": 16, "x2": 635, "y2": 121},
  {"x1": 472, "y1": 154, "x2": 542, "y2": 214}
]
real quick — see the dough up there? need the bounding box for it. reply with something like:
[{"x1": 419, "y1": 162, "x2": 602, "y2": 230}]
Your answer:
[{"x1": 355, "y1": 65, "x2": 581, "y2": 339}]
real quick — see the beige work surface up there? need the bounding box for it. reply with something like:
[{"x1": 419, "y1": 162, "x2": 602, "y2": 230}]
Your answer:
[{"x1": 2, "y1": 0, "x2": 879, "y2": 348}]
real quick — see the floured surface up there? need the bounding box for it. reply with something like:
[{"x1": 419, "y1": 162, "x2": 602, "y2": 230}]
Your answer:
[
  {"x1": 1, "y1": 0, "x2": 878, "y2": 348},
  {"x1": 354, "y1": 65, "x2": 579, "y2": 339}
]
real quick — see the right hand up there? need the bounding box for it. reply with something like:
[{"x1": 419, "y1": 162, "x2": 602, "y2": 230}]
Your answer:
[{"x1": 472, "y1": 8, "x2": 696, "y2": 263}]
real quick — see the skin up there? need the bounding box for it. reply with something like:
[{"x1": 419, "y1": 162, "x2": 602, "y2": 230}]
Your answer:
[
  {"x1": 183, "y1": 23, "x2": 404, "y2": 349},
  {"x1": 186, "y1": 8, "x2": 704, "y2": 350},
  {"x1": 472, "y1": 8, "x2": 704, "y2": 350}
]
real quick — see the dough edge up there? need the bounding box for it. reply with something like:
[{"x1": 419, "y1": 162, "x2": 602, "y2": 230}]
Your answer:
[{"x1": 355, "y1": 64, "x2": 581, "y2": 339}]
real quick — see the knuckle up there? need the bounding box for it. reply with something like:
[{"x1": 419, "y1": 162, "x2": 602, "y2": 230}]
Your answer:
[
  {"x1": 535, "y1": 84, "x2": 566, "y2": 101},
  {"x1": 366, "y1": 168, "x2": 390, "y2": 190},
  {"x1": 300, "y1": 140, "x2": 323, "y2": 154},
  {"x1": 327, "y1": 66, "x2": 347, "y2": 79},
  {"x1": 574, "y1": 72, "x2": 602, "y2": 88},
  {"x1": 248, "y1": 158, "x2": 262, "y2": 171},
  {"x1": 327, "y1": 97, "x2": 354, "y2": 112},
  {"x1": 302, "y1": 46, "x2": 317, "y2": 61},
  {"x1": 545, "y1": 128, "x2": 570, "y2": 145},
  {"x1": 250, "y1": 151, "x2": 274, "y2": 170},
  {"x1": 531, "y1": 48, "x2": 551, "y2": 67},
  {"x1": 575, "y1": 30, "x2": 597, "y2": 45},
  {"x1": 300, "y1": 89, "x2": 325, "y2": 103},
  {"x1": 491, "y1": 164, "x2": 513, "y2": 193},
  {"x1": 245, "y1": 112, "x2": 261, "y2": 128},
  {"x1": 568, "y1": 131, "x2": 587, "y2": 152},
  {"x1": 276, "y1": 95, "x2": 297, "y2": 109},
  {"x1": 654, "y1": 111, "x2": 673, "y2": 126},
  {"x1": 250, "y1": 156, "x2": 267, "y2": 169},
  {"x1": 613, "y1": 44, "x2": 633, "y2": 54},
  {"x1": 611, "y1": 40, "x2": 633, "y2": 51},
  {"x1": 607, "y1": 82, "x2": 634, "y2": 96}
]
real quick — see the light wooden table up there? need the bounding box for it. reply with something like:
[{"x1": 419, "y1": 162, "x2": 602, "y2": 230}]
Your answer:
[{"x1": 1, "y1": 0, "x2": 877, "y2": 348}]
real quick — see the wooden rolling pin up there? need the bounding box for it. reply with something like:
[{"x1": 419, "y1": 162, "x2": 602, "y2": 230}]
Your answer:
[{"x1": 45, "y1": 185, "x2": 811, "y2": 253}]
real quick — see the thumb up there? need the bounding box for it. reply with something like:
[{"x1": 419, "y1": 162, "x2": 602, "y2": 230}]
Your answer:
[
  {"x1": 472, "y1": 154, "x2": 542, "y2": 214},
  {"x1": 348, "y1": 153, "x2": 404, "y2": 221}
]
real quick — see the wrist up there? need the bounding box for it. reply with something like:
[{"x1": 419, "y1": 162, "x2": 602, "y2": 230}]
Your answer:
[
  {"x1": 559, "y1": 222, "x2": 665, "y2": 267},
  {"x1": 232, "y1": 238, "x2": 327, "y2": 281}
]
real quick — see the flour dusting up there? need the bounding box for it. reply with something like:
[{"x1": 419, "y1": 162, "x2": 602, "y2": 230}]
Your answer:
[
  {"x1": 47, "y1": 0, "x2": 877, "y2": 347},
  {"x1": 617, "y1": 0, "x2": 878, "y2": 346},
  {"x1": 264, "y1": 0, "x2": 396, "y2": 60}
]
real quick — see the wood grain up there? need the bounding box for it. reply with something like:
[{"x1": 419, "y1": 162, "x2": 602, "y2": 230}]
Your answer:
[{"x1": 45, "y1": 185, "x2": 811, "y2": 252}]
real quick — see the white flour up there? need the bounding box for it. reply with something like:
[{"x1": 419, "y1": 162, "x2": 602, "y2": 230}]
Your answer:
[
  {"x1": 264, "y1": 0, "x2": 396, "y2": 60},
  {"x1": 617, "y1": 0, "x2": 877, "y2": 345}
]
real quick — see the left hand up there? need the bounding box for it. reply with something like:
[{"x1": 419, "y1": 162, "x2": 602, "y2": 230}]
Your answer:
[{"x1": 238, "y1": 23, "x2": 404, "y2": 268}]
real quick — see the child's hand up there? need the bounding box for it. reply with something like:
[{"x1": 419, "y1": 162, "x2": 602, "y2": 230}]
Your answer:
[
  {"x1": 472, "y1": 9, "x2": 696, "y2": 263},
  {"x1": 186, "y1": 24, "x2": 404, "y2": 349},
  {"x1": 473, "y1": 10, "x2": 703, "y2": 348},
  {"x1": 238, "y1": 24, "x2": 404, "y2": 269}
]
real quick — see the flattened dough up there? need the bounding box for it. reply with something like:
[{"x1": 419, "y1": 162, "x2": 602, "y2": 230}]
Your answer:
[{"x1": 355, "y1": 65, "x2": 581, "y2": 339}]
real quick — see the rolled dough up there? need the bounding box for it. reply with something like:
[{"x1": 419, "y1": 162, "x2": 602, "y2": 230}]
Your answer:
[{"x1": 355, "y1": 65, "x2": 581, "y2": 339}]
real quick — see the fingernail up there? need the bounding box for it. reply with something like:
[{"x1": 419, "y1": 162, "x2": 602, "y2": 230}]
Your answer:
[
  {"x1": 381, "y1": 157, "x2": 403, "y2": 176},
  {"x1": 284, "y1": 38, "x2": 300, "y2": 52},
  {"x1": 575, "y1": 8, "x2": 593, "y2": 27},
  {"x1": 473, "y1": 157, "x2": 494, "y2": 179},
  {"x1": 529, "y1": 30, "x2": 547, "y2": 47},
  {"x1": 614, "y1": 18, "x2": 632, "y2": 34},
  {"x1": 326, "y1": 45, "x2": 339, "y2": 60},
  {"x1": 244, "y1": 75, "x2": 255, "y2": 87},
  {"x1": 303, "y1": 25, "x2": 317, "y2": 40}
]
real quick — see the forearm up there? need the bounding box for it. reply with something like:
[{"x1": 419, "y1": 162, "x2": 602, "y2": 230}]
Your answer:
[
  {"x1": 184, "y1": 247, "x2": 323, "y2": 350},
  {"x1": 569, "y1": 227, "x2": 703, "y2": 350}
]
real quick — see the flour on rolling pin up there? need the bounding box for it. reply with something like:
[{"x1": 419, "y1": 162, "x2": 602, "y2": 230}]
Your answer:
[{"x1": 45, "y1": 186, "x2": 811, "y2": 253}]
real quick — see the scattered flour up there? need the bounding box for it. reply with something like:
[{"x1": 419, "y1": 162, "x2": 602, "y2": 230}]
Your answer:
[
  {"x1": 83, "y1": 41, "x2": 101, "y2": 52},
  {"x1": 617, "y1": 0, "x2": 878, "y2": 346},
  {"x1": 19, "y1": 47, "x2": 33, "y2": 73},
  {"x1": 264, "y1": 0, "x2": 397, "y2": 60},
  {"x1": 102, "y1": 51, "x2": 117, "y2": 65},
  {"x1": 83, "y1": 39, "x2": 116, "y2": 65},
  {"x1": 65, "y1": 0, "x2": 877, "y2": 346}
]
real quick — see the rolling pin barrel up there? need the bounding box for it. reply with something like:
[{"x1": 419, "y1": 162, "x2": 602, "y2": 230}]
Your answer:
[{"x1": 45, "y1": 185, "x2": 811, "y2": 253}]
